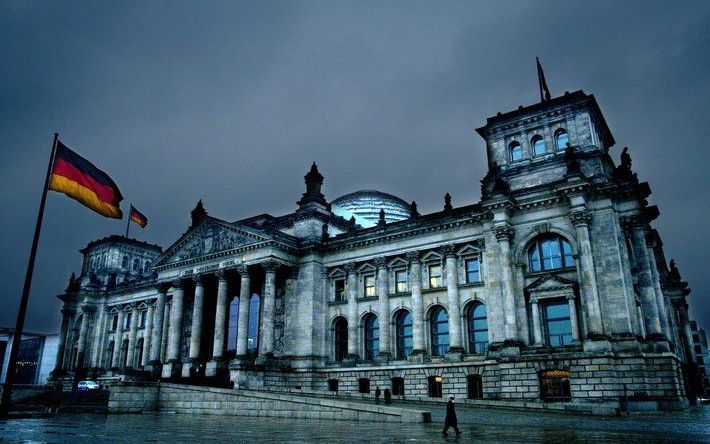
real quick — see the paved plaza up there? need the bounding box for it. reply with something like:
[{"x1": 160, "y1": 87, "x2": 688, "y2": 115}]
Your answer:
[{"x1": 1, "y1": 404, "x2": 709, "y2": 443}]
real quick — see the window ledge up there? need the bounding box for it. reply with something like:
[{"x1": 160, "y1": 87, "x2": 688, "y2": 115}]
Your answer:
[
  {"x1": 524, "y1": 267, "x2": 576, "y2": 278},
  {"x1": 356, "y1": 296, "x2": 378, "y2": 303},
  {"x1": 459, "y1": 282, "x2": 484, "y2": 289},
  {"x1": 327, "y1": 300, "x2": 348, "y2": 306}
]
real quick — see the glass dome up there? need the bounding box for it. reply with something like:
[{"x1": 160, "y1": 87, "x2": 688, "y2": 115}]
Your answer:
[{"x1": 331, "y1": 190, "x2": 411, "y2": 228}]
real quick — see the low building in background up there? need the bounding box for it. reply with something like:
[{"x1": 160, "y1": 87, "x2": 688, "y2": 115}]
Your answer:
[
  {"x1": 690, "y1": 321, "x2": 710, "y2": 391},
  {"x1": 0, "y1": 328, "x2": 58, "y2": 385}
]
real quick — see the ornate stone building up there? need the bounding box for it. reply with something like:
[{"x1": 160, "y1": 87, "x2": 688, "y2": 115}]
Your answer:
[{"x1": 52, "y1": 91, "x2": 702, "y2": 409}]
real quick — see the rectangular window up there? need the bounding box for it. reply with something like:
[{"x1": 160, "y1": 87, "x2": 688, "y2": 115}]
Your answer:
[
  {"x1": 539, "y1": 369, "x2": 571, "y2": 401},
  {"x1": 124, "y1": 313, "x2": 132, "y2": 329},
  {"x1": 467, "y1": 374, "x2": 483, "y2": 399},
  {"x1": 395, "y1": 270, "x2": 408, "y2": 293},
  {"x1": 112, "y1": 315, "x2": 118, "y2": 331},
  {"x1": 358, "y1": 378, "x2": 371, "y2": 394},
  {"x1": 364, "y1": 275, "x2": 376, "y2": 297},
  {"x1": 140, "y1": 311, "x2": 147, "y2": 328},
  {"x1": 327, "y1": 379, "x2": 338, "y2": 392},
  {"x1": 465, "y1": 258, "x2": 480, "y2": 283},
  {"x1": 427, "y1": 375, "x2": 443, "y2": 398},
  {"x1": 428, "y1": 264, "x2": 442, "y2": 288},
  {"x1": 334, "y1": 279, "x2": 345, "y2": 301},
  {"x1": 543, "y1": 301, "x2": 573, "y2": 346},
  {"x1": 392, "y1": 377, "x2": 405, "y2": 396}
]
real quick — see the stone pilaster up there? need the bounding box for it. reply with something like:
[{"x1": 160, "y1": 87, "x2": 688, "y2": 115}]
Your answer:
[
  {"x1": 567, "y1": 294, "x2": 580, "y2": 342},
  {"x1": 628, "y1": 220, "x2": 663, "y2": 340},
  {"x1": 149, "y1": 285, "x2": 167, "y2": 366},
  {"x1": 142, "y1": 302, "x2": 154, "y2": 367},
  {"x1": 188, "y1": 275, "x2": 205, "y2": 361},
  {"x1": 494, "y1": 223, "x2": 519, "y2": 344},
  {"x1": 374, "y1": 257, "x2": 390, "y2": 359},
  {"x1": 345, "y1": 262, "x2": 359, "y2": 360},
  {"x1": 570, "y1": 209, "x2": 605, "y2": 338},
  {"x1": 235, "y1": 265, "x2": 251, "y2": 357},
  {"x1": 75, "y1": 304, "x2": 93, "y2": 369},
  {"x1": 163, "y1": 280, "x2": 184, "y2": 378},
  {"x1": 160, "y1": 300, "x2": 170, "y2": 363},
  {"x1": 443, "y1": 245, "x2": 463, "y2": 354},
  {"x1": 212, "y1": 270, "x2": 229, "y2": 360},
  {"x1": 53, "y1": 308, "x2": 74, "y2": 374},
  {"x1": 125, "y1": 305, "x2": 138, "y2": 368},
  {"x1": 646, "y1": 235, "x2": 671, "y2": 340},
  {"x1": 89, "y1": 302, "x2": 106, "y2": 370},
  {"x1": 260, "y1": 261, "x2": 279, "y2": 358},
  {"x1": 677, "y1": 302, "x2": 696, "y2": 364},
  {"x1": 407, "y1": 251, "x2": 425, "y2": 357},
  {"x1": 530, "y1": 298, "x2": 543, "y2": 346},
  {"x1": 111, "y1": 308, "x2": 125, "y2": 369}
]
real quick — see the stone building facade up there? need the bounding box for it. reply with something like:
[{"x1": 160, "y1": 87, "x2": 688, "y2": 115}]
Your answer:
[{"x1": 52, "y1": 91, "x2": 702, "y2": 409}]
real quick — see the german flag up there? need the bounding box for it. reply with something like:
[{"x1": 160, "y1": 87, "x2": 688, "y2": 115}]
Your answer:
[
  {"x1": 129, "y1": 205, "x2": 148, "y2": 228},
  {"x1": 48, "y1": 141, "x2": 123, "y2": 218}
]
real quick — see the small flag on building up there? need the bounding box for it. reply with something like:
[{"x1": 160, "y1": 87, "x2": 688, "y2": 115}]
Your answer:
[
  {"x1": 48, "y1": 141, "x2": 123, "y2": 218},
  {"x1": 129, "y1": 205, "x2": 148, "y2": 228},
  {"x1": 536, "y1": 57, "x2": 552, "y2": 102}
]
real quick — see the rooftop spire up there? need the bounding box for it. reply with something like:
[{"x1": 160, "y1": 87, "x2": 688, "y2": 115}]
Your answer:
[
  {"x1": 297, "y1": 162, "x2": 329, "y2": 211},
  {"x1": 190, "y1": 199, "x2": 208, "y2": 228}
]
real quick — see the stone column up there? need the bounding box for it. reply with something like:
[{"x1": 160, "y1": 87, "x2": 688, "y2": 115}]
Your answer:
[
  {"x1": 629, "y1": 222, "x2": 663, "y2": 338},
  {"x1": 443, "y1": 245, "x2": 463, "y2": 353},
  {"x1": 677, "y1": 302, "x2": 696, "y2": 364},
  {"x1": 646, "y1": 237, "x2": 671, "y2": 340},
  {"x1": 89, "y1": 302, "x2": 106, "y2": 369},
  {"x1": 211, "y1": 270, "x2": 229, "y2": 360},
  {"x1": 53, "y1": 308, "x2": 74, "y2": 373},
  {"x1": 163, "y1": 280, "x2": 184, "y2": 377},
  {"x1": 407, "y1": 251, "x2": 425, "y2": 355},
  {"x1": 345, "y1": 262, "x2": 359, "y2": 359},
  {"x1": 111, "y1": 308, "x2": 125, "y2": 369},
  {"x1": 75, "y1": 305, "x2": 92, "y2": 369},
  {"x1": 125, "y1": 305, "x2": 138, "y2": 368},
  {"x1": 142, "y1": 302, "x2": 154, "y2": 367},
  {"x1": 150, "y1": 286, "x2": 167, "y2": 365},
  {"x1": 235, "y1": 265, "x2": 251, "y2": 357},
  {"x1": 160, "y1": 301, "x2": 170, "y2": 363},
  {"x1": 188, "y1": 275, "x2": 205, "y2": 362},
  {"x1": 570, "y1": 210, "x2": 605, "y2": 337},
  {"x1": 259, "y1": 262, "x2": 278, "y2": 357},
  {"x1": 530, "y1": 297, "x2": 543, "y2": 346},
  {"x1": 374, "y1": 257, "x2": 391, "y2": 358},
  {"x1": 494, "y1": 223, "x2": 519, "y2": 343},
  {"x1": 567, "y1": 295, "x2": 580, "y2": 342}
]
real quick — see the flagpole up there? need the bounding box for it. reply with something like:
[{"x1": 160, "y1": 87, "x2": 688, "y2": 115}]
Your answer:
[
  {"x1": 0, "y1": 133, "x2": 59, "y2": 417},
  {"x1": 536, "y1": 57, "x2": 544, "y2": 102},
  {"x1": 125, "y1": 205, "x2": 131, "y2": 238}
]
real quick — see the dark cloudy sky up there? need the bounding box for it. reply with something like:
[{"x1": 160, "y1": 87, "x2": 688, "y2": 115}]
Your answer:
[{"x1": 1, "y1": 1, "x2": 708, "y2": 334}]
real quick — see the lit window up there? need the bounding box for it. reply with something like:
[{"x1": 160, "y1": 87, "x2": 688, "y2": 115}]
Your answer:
[
  {"x1": 430, "y1": 307, "x2": 449, "y2": 356},
  {"x1": 555, "y1": 128, "x2": 569, "y2": 151},
  {"x1": 395, "y1": 270, "x2": 408, "y2": 293},
  {"x1": 428, "y1": 264, "x2": 442, "y2": 288},
  {"x1": 510, "y1": 141, "x2": 523, "y2": 161},
  {"x1": 543, "y1": 301, "x2": 573, "y2": 346},
  {"x1": 528, "y1": 236, "x2": 574, "y2": 272},
  {"x1": 531, "y1": 135, "x2": 546, "y2": 156},
  {"x1": 467, "y1": 303, "x2": 489, "y2": 354},
  {"x1": 364, "y1": 275, "x2": 376, "y2": 297},
  {"x1": 539, "y1": 369, "x2": 571, "y2": 401},
  {"x1": 334, "y1": 279, "x2": 346, "y2": 301},
  {"x1": 395, "y1": 310, "x2": 413, "y2": 359},
  {"x1": 364, "y1": 314, "x2": 379, "y2": 360},
  {"x1": 465, "y1": 258, "x2": 480, "y2": 283}
]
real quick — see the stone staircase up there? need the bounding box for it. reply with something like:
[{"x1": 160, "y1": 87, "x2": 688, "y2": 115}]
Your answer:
[{"x1": 109, "y1": 382, "x2": 431, "y2": 423}]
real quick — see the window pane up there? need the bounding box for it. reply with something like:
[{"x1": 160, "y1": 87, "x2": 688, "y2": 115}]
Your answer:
[
  {"x1": 556, "y1": 131, "x2": 568, "y2": 151},
  {"x1": 364, "y1": 276, "x2": 376, "y2": 297},
  {"x1": 532, "y1": 136, "x2": 546, "y2": 155},
  {"x1": 334, "y1": 279, "x2": 345, "y2": 301},
  {"x1": 545, "y1": 303, "x2": 569, "y2": 320},
  {"x1": 562, "y1": 241, "x2": 574, "y2": 267},
  {"x1": 431, "y1": 308, "x2": 449, "y2": 356},
  {"x1": 530, "y1": 247, "x2": 540, "y2": 272},
  {"x1": 465, "y1": 258, "x2": 480, "y2": 283},
  {"x1": 429, "y1": 265, "x2": 442, "y2": 288},
  {"x1": 510, "y1": 143, "x2": 522, "y2": 161},
  {"x1": 541, "y1": 239, "x2": 561, "y2": 270},
  {"x1": 395, "y1": 270, "x2": 408, "y2": 293}
]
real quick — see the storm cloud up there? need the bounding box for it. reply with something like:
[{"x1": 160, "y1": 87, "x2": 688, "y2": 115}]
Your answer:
[{"x1": 1, "y1": 0, "x2": 708, "y2": 333}]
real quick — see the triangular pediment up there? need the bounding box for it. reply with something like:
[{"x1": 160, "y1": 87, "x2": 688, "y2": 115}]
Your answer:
[
  {"x1": 155, "y1": 218, "x2": 270, "y2": 266},
  {"x1": 525, "y1": 274, "x2": 576, "y2": 293}
]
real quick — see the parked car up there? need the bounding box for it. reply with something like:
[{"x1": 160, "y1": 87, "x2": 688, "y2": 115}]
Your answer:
[{"x1": 77, "y1": 380, "x2": 100, "y2": 392}]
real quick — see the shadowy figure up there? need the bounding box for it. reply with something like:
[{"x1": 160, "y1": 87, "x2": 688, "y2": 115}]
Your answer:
[
  {"x1": 375, "y1": 387, "x2": 381, "y2": 404},
  {"x1": 383, "y1": 388, "x2": 392, "y2": 405},
  {"x1": 442, "y1": 396, "x2": 461, "y2": 436}
]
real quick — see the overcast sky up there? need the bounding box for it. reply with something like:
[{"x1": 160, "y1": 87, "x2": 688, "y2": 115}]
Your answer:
[{"x1": 1, "y1": 0, "x2": 708, "y2": 334}]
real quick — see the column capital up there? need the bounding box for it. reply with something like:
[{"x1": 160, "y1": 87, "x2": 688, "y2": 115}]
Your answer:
[
  {"x1": 215, "y1": 269, "x2": 227, "y2": 282},
  {"x1": 619, "y1": 214, "x2": 645, "y2": 231},
  {"x1": 530, "y1": 296, "x2": 539, "y2": 304},
  {"x1": 235, "y1": 263, "x2": 249, "y2": 277},
  {"x1": 493, "y1": 223, "x2": 514, "y2": 241},
  {"x1": 154, "y1": 282, "x2": 171, "y2": 293},
  {"x1": 405, "y1": 251, "x2": 420, "y2": 263},
  {"x1": 441, "y1": 244, "x2": 456, "y2": 258},
  {"x1": 566, "y1": 294, "x2": 577, "y2": 301},
  {"x1": 261, "y1": 261, "x2": 280, "y2": 273},
  {"x1": 344, "y1": 262, "x2": 357, "y2": 274},
  {"x1": 61, "y1": 307, "x2": 76, "y2": 316},
  {"x1": 373, "y1": 257, "x2": 387, "y2": 269},
  {"x1": 193, "y1": 274, "x2": 204, "y2": 286},
  {"x1": 80, "y1": 304, "x2": 95, "y2": 314},
  {"x1": 287, "y1": 268, "x2": 300, "y2": 280},
  {"x1": 170, "y1": 279, "x2": 183, "y2": 290},
  {"x1": 645, "y1": 231, "x2": 659, "y2": 248},
  {"x1": 570, "y1": 209, "x2": 592, "y2": 228}
]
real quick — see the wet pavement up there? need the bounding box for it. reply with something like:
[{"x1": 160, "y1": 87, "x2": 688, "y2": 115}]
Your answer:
[{"x1": 1, "y1": 404, "x2": 708, "y2": 443}]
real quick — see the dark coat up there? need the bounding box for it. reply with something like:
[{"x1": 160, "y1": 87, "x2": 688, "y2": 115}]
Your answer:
[
  {"x1": 375, "y1": 388, "x2": 381, "y2": 398},
  {"x1": 383, "y1": 389, "x2": 392, "y2": 402},
  {"x1": 445, "y1": 400, "x2": 457, "y2": 426}
]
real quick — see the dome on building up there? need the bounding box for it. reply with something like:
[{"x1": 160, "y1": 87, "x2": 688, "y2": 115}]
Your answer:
[{"x1": 331, "y1": 190, "x2": 411, "y2": 228}]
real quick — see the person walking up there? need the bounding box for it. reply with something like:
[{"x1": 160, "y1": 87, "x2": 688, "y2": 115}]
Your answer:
[
  {"x1": 383, "y1": 388, "x2": 392, "y2": 405},
  {"x1": 375, "y1": 387, "x2": 381, "y2": 404},
  {"x1": 442, "y1": 396, "x2": 461, "y2": 436}
]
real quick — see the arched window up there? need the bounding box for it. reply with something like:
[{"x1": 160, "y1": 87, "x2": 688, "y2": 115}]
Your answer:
[
  {"x1": 132, "y1": 258, "x2": 141, "y2": 272},
  {"x1": 430, "y1": 307, "x2": 450, "y2": 356},
  {"x1": 247, "y1": 293, "x2": 260, "y2": 355},
  {"x1": 528, "y1": 235, "x2": 574, "y2": 272},
  {"x1": 121, "y1": 255, "x2": 129, "y2": 269},
  {"x1": 395, "y1": 310, "x2": 413, "y2": 359},
  {"x1": 144, "y1": 261, "x2": 151, "y2": 273},
  {"x1": 364, "y1": 314, "x2": 379, "y2": 361},
  {"x1": 334, "y1": 317, "x2": 348, "y2": 362},
  {"x1": 105, "y1": 341, "x2": 115, "y2": 368},
  {"x1": 134, "y1": 338, "x2": 144, "y2": 368},
  {"x1": 531, "y1": 134, "x2": 546, "y2": 156},
  {"x1": 509, "y1": 141, "x2": 523, "y2": 162},
  {"x1": 467, "y1": 303, "x2": 489, "y2": 354},
  {"x1": 227, "y1": 297, "x2": 239, "y2": 352},
  {"x1": 555, "y1": 128, "x2": 568, "y2": 151},
  {"x1": 120, "y1": 340, "x2": 129, "y2": 368}
]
